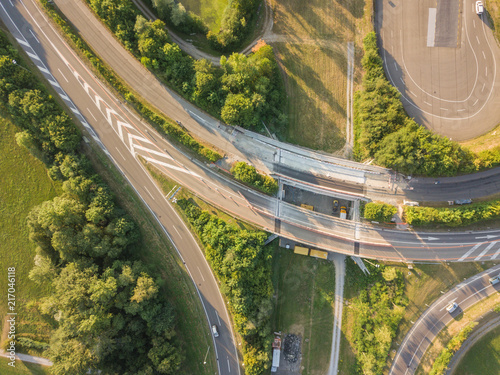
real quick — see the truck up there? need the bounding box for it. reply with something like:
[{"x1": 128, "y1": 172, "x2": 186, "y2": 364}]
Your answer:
[
  {"x1": 271, "y1": 335, "x2": 281, "y2": 372},
  {"x1": 340, "y1": 206, "x2": 347, "y2": 220}
]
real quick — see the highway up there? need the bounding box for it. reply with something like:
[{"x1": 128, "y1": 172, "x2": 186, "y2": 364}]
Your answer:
[
  {"x1": 390, "y1": 264, "x2": 500, "y2": 375},
  {"x1": 0, "y1": 2, "x2": 241, "y2": 374},
  {"x1": 376, "y1": 0, "x2": 500, "y2": 141}
]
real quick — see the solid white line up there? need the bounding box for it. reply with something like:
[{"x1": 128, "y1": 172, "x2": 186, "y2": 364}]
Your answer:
[
  {"x1": 173, "y1": 225, "x2": 182, "y2": 239},
  {"x1": 115, "y1": 147, "x2": 126, "y2": 161},
  {"x1": 58, "y1": 68, "x2": 69, "y2": 82},
  {"x1": 29, "y1": 29, "x2": 39, "y2": 43},
  {"x1": 476, "y1": 242, "x2": 497, "y2": 261},
  {"x1": 144, "y1": 186, "x2": 155, "y2": 200},
  {"x1": 458, "y1": 243, "x2": 482, "y2": 261},
  {"x1": 87, "y1": 108, "x2": 97, "y2": 121},
  {"x1": 196, "y1": 266, "x2": 205, "y2": 282}
]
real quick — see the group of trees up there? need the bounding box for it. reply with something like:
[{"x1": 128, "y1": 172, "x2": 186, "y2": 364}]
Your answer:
[
  {"x1": 87, "y1": 0, "x2": 286, "y2": 131},
  {"x1": 346, "y1": 259, "x2": 407, "y2": 375},
  {"x1": 231, "y1": 161, "x2": 278, "y2": 194},
  {"x1": 145, "y1": 0, "x2": 208, "y2": 35},
  {"x1": 178, "y1": 199, "x2": 274, "y2": 375},
  {"x1": 355, "y1": 32, "x2": 482, "y2": 177},
  {"x1": 404, "y1": 199, "x2": 500, "y2": 227},
  {"x1": 0, "y1": 32, "x2": 182, "y2": 374}
]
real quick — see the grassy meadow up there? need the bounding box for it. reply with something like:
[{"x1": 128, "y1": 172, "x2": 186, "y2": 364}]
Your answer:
[
  {"x1": 271, "y1": 246, "x2": 335, "y2": 375},
  {"x1": 453, "y1": 324, "x2": 500, "y2": 375},
  {"x1": 0, "y1": 357, "x2": 50, "y2": 375},
  {"x1": 0, "y1": 116, "x2": 61, "y2": 354},
  {"x1": 269, "y1": 0, "x2": 372, "y2": 153},
  {"x1": 180, "y1": 0, "x2": 228, "y2": 32}
]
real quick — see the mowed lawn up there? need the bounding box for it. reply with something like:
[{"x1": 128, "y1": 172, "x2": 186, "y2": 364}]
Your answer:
[
  {"x1": 0, "y1": 357, "x2": 50, "y2": 375},
  {"x1": 179, "y1": 0, "x2": 228, "y2": 32},
  {"x1": 271, "y1": 247, "x2": 335, "y2": 375},
  {"x1": 270, "y1": 0, "x2": 370, "y2": 153},
  {"x1": 453, "y1": 324, "x2": 500, "y2": 375},
  {"x1": 0, "y1": 117, "x2": 60, "y2": 351}
]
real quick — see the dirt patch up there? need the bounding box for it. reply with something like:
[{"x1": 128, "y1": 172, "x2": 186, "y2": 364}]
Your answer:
[{"x1": 276, "y1": 333, "x2": 303, "y2": 374}]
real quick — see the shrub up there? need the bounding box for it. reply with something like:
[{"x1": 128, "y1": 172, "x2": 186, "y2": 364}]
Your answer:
[
  {"x1": 364, "y1": 202, "x2": 397, "y2": 222},
  {"x1": 230, "y1": 161, "x2": 278, "y2": 194}
]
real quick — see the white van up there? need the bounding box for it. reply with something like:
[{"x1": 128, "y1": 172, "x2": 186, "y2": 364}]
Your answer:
[{"x1": 489, "y1": 276, "x2": 500, "y2": 285}]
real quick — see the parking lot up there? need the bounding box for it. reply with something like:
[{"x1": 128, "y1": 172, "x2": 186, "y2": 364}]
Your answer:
[{"x1": 282, "y1": 185, "x2": 352, "y2": 219}]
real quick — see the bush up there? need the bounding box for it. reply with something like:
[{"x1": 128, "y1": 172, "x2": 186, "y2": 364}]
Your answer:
[
  {"x1": 404, "y1": 200, "x2": 500, "y2": 227},
  {"x1": 230, "y1": 161, "x2": 278, "y2": 194},
  {"x1": 364, "y1": 202, "x2": 397, "y2": 222}
]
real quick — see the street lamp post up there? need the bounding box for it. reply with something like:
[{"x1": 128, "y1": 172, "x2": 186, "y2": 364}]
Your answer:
[
  {"x1": 12, "y1": 59, "x2": 29, "y2": 73},
  {"x1": 203, "y1": 346, "x2": 210, "y2": 365}
]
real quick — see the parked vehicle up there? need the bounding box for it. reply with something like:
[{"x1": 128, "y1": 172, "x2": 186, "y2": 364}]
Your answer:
[
  {"x1": 340, "y1": 206, "x2": 347, "y2": 220},
  {"x1": 454, "y1": 198, "x2": 472, "y2": 205}
]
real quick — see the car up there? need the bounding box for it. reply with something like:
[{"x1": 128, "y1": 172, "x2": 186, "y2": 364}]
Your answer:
[
  {"x1": 454, "y1": 198, "x2": 472, "y2": 205},
  {"x1": 476, "y1": 1, "x2": 484, "y2": 15},
  {"x1": 446, "y1": 302, "x2": 458, "y2": 313},
  {"x1": 333, "y1": 200, "x2": 339, "y2": 212},
  {"x1": 489, "y1": 275, "x2": 500, "y2": 285},
  {"x1": 212, "y1": 324, "x2": 219, "y2": 337}
]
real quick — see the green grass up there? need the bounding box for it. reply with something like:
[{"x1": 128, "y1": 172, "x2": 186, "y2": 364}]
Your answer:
[
  {"x1": 0, "y1": 357, "x2": 50, "y2": 375},
  {"x1": 180, "y1": 0, "x2": 228, "y2": 32},
  {"x1": 271, "y1": 246, "x2": 335, "y2": 375},
  {"x1": 450, "y1": 323, "x2": 500, "y2": 374},
  {"x1": 0, "y1": 116, "x2": 61, "y2": 354},
  {"x1": 485, "y1": 0, "x2": 500, "y2": 45}
]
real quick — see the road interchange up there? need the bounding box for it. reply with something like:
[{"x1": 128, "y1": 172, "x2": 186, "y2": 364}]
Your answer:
[{"x1": 4, "y1": 0, "x2": 500, "y2": 373}]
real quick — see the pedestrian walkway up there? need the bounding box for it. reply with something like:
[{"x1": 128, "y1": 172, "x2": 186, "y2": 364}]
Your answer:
[{"x1": 328, "y1": 253, "x2": 345, "y2": 375}]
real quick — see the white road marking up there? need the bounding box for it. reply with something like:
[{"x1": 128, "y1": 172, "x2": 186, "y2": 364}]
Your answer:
[
  {"x1": 486, "y1": 66, "x2": 488, "y2": 76},
  {"x1": 458, "y1": 108, "x2": 466, "y2": 112},
  {"x1": 482, "y1": 50, "x2": 486, "y2": 59},
  {"x1": 424, "y1": 101, "x2": 432, "y2": 106},
  {"x1": 475, "y1": 242, "x2": 496, "y2": 261},
  {"x1": 394, "y1": 62, "x2": 398, "y2": 71},
  {"x1": 227, "y1": 357, "x2": 231, "y2": 372},
  {"x1": 216, "y1": 310, "x2": 221, "y2": 325},
  {"x1": 482, "y1": 83, "x2": 485, "y2": 92},
  {"x1": 115, "y1": 147, "x2": 126, "y2": 161},
  {"x1": 439, "y1": 297, "x2": 457, "y2": 311},
  {"x1": 70, "y1": 107, "x2": 80, "y2": 115},
  {"x1": 173, "y1": 225, "x2": 182, "y2": 239},
  {"x1": 144, "y1": 186, "x2": 155, "y2": 200},
  {"x1": 29, "y1": 29, "x2": 39, "y2": 43},
  {"x1": 87, "y1": 108, "x2": 97, "y2": 121},
  {"x1": 58, "y1": 68, "x2": 69, "y2": 82},
  {"x1": 15, "y1": 38, "x2": 29, "y2": 47},
  {"x1": 473, "y1": 99, "x2": 479, "y2": 106},
  {"x1": 400, "y1": 77, "x2": 404, "y2": 83},
  {"x1": 458, "y1": 243, "x2": 482, "y2": 261},
  {"x1": 9, "y1": 0, "x2": 13, "y2": 6},
  {"x1": 26, "y1": 51, "x2": 40, "y2": 60},
  {"x1": 409, "y1": 90, "x2": 416, "y2": 96},
  {"x1": 476, "y1": 35, "x2": 480, "y2": 44},
  {"x1": 491, "y1": 244, "x2": 500, "y2": 260},
  {"x1": 196, "y1": 266, "x2": 205, "y2": 282},
  {"x1": 473, "y1": 19, "x2": 476, "y2": 28},
  {"x1": 440, "y1": 108, "x2": 449, "y2": 111}
]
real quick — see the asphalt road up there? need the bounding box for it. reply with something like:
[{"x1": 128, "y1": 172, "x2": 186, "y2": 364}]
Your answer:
[
  {"x1": 390, "y1": 264, "x2": 500, "y2": 375},
  {"x1": 0, "y1": 2, "x2": 241, "y2": 374},
  {"x1": 376, "y1": 0, "x2": 500, "y2": 141}
]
